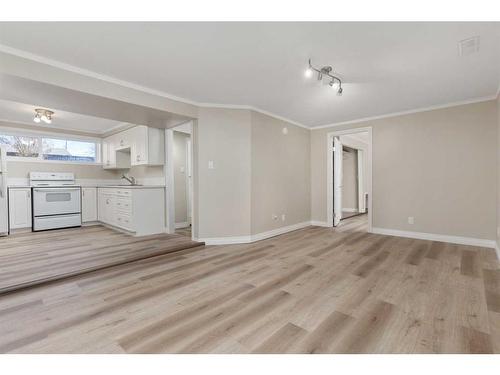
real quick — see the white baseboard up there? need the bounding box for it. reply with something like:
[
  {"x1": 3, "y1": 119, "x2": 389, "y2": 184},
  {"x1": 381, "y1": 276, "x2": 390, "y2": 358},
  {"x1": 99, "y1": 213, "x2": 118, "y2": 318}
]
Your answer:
[
  {"x1": 310, "y1": 220, "x2": 330, "y2": 227},
  {"x1": 197, "y1": 221, "x2": 312, "y2": 246},
  {"x1": 372, "y1": 227, "x2": 496, "y2": 249},
  {"x1": 342, "y1": 208, "x2": 358, "y2": 213},
  {"x1": 496, "y1": 241, "x2": 500, "y2": 261},
  {"x1": 175, "y1": 222, "x2": 190, "y2": 229}
]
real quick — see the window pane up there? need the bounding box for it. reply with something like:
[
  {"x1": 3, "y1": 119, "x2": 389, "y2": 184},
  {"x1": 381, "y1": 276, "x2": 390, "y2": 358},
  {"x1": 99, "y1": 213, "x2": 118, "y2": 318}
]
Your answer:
[
  {"x1": 0, "y1": 135, "x2": 39, "y2": 157},
  {"x1": 42, "y1": 138, "x2": 96, "y2": 162}
]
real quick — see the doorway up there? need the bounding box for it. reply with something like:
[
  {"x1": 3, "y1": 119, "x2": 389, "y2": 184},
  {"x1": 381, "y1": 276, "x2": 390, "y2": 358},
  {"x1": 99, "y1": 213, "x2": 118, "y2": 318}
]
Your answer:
[
  {"x1": 165, "y1": 121, "x2": 194, "y2": 239},
  {"x1": 327, "y1": 127, "x2": 372, "y2": 231}
]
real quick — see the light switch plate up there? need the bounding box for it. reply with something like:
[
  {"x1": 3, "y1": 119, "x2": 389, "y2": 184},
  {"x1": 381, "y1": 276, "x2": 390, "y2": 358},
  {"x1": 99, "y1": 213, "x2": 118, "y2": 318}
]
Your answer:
[{"x1": 208, "y1": 161, "x2": 214, "y2": 169}]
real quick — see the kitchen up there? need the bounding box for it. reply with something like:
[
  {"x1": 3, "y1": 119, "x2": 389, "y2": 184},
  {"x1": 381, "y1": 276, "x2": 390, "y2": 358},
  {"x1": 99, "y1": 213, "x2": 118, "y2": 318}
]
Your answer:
[{"x1": 0, "y1": 98, "x2": 199, "y2": 293}]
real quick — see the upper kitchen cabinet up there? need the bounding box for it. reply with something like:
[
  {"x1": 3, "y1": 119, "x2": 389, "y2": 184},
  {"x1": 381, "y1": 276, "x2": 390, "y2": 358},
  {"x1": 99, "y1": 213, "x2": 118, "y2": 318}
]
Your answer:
[
  {"x1": 102, "y1": 133, "x2": 131, "y2": 169},
  {"x1": 101, "y1": 126, "x2": 164, "y2": 169},
  {"x1": 129, "y1": 126, "x2": 164, "y2": 166}
]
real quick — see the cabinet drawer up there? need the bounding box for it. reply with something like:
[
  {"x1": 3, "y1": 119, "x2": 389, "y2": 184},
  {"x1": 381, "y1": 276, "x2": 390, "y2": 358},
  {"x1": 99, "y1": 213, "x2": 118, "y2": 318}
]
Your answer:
[
  {"x1": 115, "y1": 213, "x2": 132, "y2": 230},
  {"x1": 115, "y1": 189, "x2": 132, "y2": 197},
  {"x1": 115, "y1": 198, "x2": 132, "y2": 213}
]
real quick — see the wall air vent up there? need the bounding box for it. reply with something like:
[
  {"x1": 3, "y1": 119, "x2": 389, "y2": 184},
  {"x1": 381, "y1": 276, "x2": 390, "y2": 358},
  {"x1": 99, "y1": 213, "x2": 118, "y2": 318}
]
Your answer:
[{"x1": 458, "y1": 36, "x2": 480, "y2": 56}]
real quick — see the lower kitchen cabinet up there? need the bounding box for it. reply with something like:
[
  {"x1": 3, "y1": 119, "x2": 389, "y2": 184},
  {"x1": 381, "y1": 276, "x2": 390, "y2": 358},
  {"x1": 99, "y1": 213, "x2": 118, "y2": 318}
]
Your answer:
[
  {"x1": 81, "y1": 187, "x2": 98, "y2": 222},
  {"x1": 8, "y1": 188, "x2": 32, "y2": 230},
  {"x1": 97, "y1": 187, "x2": 165, "y2": 236}
]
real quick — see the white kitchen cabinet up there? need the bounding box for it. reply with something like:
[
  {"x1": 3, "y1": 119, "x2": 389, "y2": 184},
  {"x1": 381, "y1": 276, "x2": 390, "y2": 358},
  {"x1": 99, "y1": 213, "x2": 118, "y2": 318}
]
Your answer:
[
  {"x1": 102, "y1": 134, "x2": 131, "y2": 169},
  {"x1": 97, "y1": 187, "x2": 164, "y2": 236},
  {"x1": 132, "y1": 126, "x2": 164, "y2": 166},
  {"x1": 101, "y1": 125, "x2": 164, "y2": 169},
  {"x1": 81, "y1": 187, "x2": 97, "y2": 222},
  {"x1": 8, "y1": 188, "x2": 32, "y2": 230}
]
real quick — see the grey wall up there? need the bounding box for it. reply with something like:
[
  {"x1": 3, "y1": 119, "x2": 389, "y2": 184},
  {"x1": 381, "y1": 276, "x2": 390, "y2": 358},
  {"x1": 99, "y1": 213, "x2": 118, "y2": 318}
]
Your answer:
[
  {"x1": 173, "y1": 130, "x2": 190, "y2": 224},
  {"x1": 497, "y1": 94, "x2": 500, "y2": 248},
  {"x1": 312, "y1": 100, "x2": 497, "y2": 240},
  {"x1": 196, "y1": 107, "x2": 252, "y2": 238},
  {"x1": 250, "y1": 111, "x2": 311, "y2": 235},
  {"x1": 342, "y1": 148, "x2": 358, "y2": 211}
]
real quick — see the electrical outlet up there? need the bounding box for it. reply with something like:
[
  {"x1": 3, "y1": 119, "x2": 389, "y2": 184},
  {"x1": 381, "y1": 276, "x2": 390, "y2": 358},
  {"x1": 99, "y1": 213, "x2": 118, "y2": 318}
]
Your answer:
[
  {"x1": 272, "y1": 215, "x2": 278, "y2": 221},
  {"x1": 281, "y1": 214, "x2": 286, "y2": 222},
  {"x1": 408, "y1": 216, "x2": 414, "y2": 225},
  {"x1": 208, "y1": 160, "x2": 214, "y2": 169}
]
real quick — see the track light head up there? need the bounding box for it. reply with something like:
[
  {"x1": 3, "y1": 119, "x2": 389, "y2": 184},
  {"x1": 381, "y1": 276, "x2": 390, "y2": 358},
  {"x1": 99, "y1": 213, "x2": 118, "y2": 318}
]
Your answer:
[
  {"x1": 34, "y1": 108, "x2": 54, "y2": 124},
  {"x1": 306, "y1": 59, "x2": 344, "y2": 97}
]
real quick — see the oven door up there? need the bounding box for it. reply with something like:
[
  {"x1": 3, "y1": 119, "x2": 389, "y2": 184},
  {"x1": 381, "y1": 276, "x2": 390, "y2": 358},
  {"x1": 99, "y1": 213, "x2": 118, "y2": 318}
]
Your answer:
[{"x1": 33, "y1": 187, "x2": 81, "y2": 216}]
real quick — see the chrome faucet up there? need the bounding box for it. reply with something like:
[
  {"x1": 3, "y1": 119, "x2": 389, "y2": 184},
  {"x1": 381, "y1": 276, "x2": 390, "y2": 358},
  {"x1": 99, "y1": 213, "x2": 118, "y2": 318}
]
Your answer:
[{"x1": 121, "y1": 174, "x2": 137, "y2": 185}]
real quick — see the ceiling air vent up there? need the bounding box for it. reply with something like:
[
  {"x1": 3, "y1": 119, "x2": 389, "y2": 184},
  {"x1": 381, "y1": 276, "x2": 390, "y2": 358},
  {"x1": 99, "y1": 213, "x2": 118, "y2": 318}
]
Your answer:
[{"x1": 458, "y1": 36, "x2": 480, "y2": 56}]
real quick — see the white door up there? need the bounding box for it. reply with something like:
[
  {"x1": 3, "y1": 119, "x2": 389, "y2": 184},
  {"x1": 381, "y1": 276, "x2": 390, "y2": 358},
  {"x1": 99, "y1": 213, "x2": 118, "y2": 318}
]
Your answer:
[
  {"x1": 357, "y1": 149, "x2": 365, "y2": 213},
  {"x1": 186, "y1": 138, "x2": 192, "y2": 223},
  {"x1": 333, "y1": 137, "x2": 343, "y2": 226},
  {"x1": 82, "y1": 187, "x2": 97, "y2": 222},
  {"x1": 8, "y1": 188, "x2": 32, "y2": 229}
]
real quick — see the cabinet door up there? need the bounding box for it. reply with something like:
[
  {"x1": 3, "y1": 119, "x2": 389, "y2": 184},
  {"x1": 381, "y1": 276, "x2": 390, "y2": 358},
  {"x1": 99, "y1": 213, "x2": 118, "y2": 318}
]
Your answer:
[
  {"x1": 102, "y1": 138, "x2": 114, "y2": 169},
  {"x1": 97, "y1": 190, "x2": 113, "y2": 224},
  {"x1": 82, "y1": 188, "x2": 97, "y2": 222},
  {"x1": 8, "y1": 188, "x2": 32, "y2": 229},
  {"x1": 131, "y1": 126, "x2": 149, "y2": 166}
]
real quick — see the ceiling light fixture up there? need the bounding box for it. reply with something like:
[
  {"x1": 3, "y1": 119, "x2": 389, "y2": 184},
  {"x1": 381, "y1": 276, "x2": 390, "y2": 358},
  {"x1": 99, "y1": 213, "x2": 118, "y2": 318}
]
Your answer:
[
  {"x1": 34, "y1": 109, "x2": 54, "y2": 124},
  {"x1": 306, "y1": 59, "x2": 343, "y2": 96}
]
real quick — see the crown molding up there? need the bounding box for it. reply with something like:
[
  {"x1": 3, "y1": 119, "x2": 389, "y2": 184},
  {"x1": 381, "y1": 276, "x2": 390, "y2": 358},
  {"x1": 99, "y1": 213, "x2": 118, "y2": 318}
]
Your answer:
[
  {"x1": 1, "y1": 44, "x2": 498, "y2": 133},
  {"x1": 311, "y1": 95, "x2": 498, "y2": 130},
  {"x1": 0, "y1": 44, "x2": 310, "y2": 129}
]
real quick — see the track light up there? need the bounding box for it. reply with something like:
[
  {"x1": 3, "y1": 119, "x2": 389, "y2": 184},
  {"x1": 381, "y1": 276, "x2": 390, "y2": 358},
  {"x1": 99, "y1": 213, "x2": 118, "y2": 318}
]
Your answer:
[
  {"x1": 34, "y1": 109, "x2": 54, "y2": 124},
  {"x1": 305, "y1": 58, "x2": 344, "y2": 96}
]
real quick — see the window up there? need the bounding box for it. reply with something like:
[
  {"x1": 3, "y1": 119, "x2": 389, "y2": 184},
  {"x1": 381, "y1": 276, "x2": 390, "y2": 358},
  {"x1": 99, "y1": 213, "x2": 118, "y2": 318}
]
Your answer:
[
  {"x1": 0, "y1": 135, "x2": 40, "y2": 157},
  {"x1": 0, "y1": 130, "x2": 99, "y2": 164},
  {"x1": 42, "y1": 138, "x2": 97, "y2": 162}
]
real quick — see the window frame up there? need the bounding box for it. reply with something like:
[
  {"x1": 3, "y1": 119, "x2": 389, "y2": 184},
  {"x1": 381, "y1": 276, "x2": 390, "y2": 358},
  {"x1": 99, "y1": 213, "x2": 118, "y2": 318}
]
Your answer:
[{"x1": 0, "y1": 126, "x2": 101, "y2": 165}]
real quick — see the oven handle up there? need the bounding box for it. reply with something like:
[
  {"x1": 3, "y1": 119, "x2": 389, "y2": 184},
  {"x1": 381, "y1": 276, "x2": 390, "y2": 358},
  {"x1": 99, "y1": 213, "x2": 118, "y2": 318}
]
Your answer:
[{"x1": 33, "y1": 188, "x2": 81, "y2": 193}]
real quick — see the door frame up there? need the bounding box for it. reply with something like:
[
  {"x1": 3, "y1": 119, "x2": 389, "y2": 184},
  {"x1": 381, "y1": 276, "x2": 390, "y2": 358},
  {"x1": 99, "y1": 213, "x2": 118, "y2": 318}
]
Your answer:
[
  {"x1": 327, "y1": 127, "x2": 373, "y2": 231},
  {"x1": 164, "y1": 120, "x2": 196, "y2": 241}
]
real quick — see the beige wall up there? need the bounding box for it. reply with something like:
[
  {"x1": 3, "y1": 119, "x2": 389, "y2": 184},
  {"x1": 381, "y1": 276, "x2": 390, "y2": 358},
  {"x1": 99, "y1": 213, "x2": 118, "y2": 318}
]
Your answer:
[
  {"x1": 7, "y1": 160, "x2": 119, "y2": 180},
  {"x1": 173, "y1": 131, "x2": 190, "y2": 224},
  {"x1": 497, "y1": 94, "x2": 500, "y2": 247},
  {"x1": 342, "y1": 148, "x2": 358, "y2": 211},
  {"x1": 312, "y1": 100, "x2": 497, "y2": 240},
  {"x1": 250, "y1": 111, "x2": 310, "y2": 235},
  {"x1": 196, "y1": 107, "x2": 252, "y2": 238}
]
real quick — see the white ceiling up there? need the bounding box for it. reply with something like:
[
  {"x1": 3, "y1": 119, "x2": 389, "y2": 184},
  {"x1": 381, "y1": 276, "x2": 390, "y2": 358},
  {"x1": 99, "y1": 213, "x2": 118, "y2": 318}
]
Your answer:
[
  {"x1": 0, "y1": 99, "x2": 126, "y2": 134},
  {"x1": 0, "y1": 22, "x2": 499, "y2": 128}
]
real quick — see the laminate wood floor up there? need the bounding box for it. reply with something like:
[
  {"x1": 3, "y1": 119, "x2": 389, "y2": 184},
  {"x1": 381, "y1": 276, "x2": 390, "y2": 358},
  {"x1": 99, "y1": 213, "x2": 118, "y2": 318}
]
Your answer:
[
  {"x1": 0, "y1": 225, "x2": 204, "y2": 294},
  {"x1": 0, "y1": 215, "x2": 499, "y2": 353}
]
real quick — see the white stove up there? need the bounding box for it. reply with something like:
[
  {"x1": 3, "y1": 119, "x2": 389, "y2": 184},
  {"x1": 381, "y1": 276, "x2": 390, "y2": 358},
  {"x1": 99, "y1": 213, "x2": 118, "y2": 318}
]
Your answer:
[{"x1": 30, "y1": 172, "x2": 82, "y2": 231}]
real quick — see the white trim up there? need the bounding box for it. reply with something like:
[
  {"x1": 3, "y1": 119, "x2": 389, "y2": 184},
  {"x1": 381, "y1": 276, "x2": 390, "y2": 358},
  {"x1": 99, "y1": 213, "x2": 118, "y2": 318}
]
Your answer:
[
  {"x1": 327, "y1": 127, "x2": 373, "y2": 232},
  {"x1": 312, "y1": 95, "x2": 497, "y2": 129},
  {"x1": 0, "y1": 44, "x2": 199, "y2": 106},
  {"x1": 372, "y1": 227, "x2": 496, "y2": 249},
  {"x1": 3, "y1": 44, "x2": 498, "y2": 132},
  {"x1": 175, "y1": 222, "x2": 190, "y2": 229},
  {"x1": 342, "y1": 208, "x2": 358, "y2": 213},
  {"x1": 197, "y1": 221, "x2": 311, "y2": 246},
  {"x1": 0, "y1": 44, "x2": 309, "y2": 130},
  {"x1": 310, "y1": 220, "x2": 330, "y2": 227},
  {"x1": 496, "y1": 242, "x2": 500, "y2": 261}
]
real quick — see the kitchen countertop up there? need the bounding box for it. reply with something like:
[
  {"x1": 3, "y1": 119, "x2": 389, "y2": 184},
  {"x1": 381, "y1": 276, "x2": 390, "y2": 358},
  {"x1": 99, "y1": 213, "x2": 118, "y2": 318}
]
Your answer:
[
  {"x1": 8, "y1": 185, "x2": 165, "y2": 189},
  {"x1": 95, "y1": 185, "x2": 165, "y2": 189}
]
